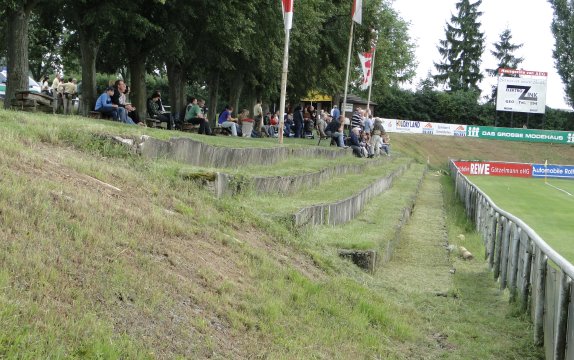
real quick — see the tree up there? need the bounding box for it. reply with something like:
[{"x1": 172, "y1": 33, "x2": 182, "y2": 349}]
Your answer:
[
  {"x1": 486, "y1": 28, "x2": 523, "y2": 102},
  {"x1": 434, "y1": 0, "x2": 485, "y2": 92},
  {"x1": 3, "y1": 0, "x2": 41, "y2": 109},
  {"x1": 549, "y1": 0, "x2": 574, "y2": 107}
]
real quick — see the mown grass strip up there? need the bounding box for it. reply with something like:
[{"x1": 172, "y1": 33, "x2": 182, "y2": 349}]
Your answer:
[
  {"x1": 241, "y1": 157, "x2": 412, "y2": 218},
  {"x1": 310, "y1": 163, "x2": 427, "y2": 253}
]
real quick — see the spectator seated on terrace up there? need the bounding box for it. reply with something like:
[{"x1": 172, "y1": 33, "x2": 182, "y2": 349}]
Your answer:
[
  {"x1": 218, "y1": 105, "x2": 241, "y2": 136},
  {"x1": 184, "y1": 96, "x2": 212, "y2": 135},
  {"x1": 94, "y1": 86, "x2": 123, "y2": 121},
  {"x1": 147, "y1": 92, "x2": 172, "y2": 130},
  {"x1": 324, "y1": 116, "x2": 346, "y2": 148}
]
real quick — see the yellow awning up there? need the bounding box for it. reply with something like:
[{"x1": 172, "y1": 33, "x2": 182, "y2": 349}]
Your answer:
[{"x1": 301, "y1": 91, "x2": 332, "y2": 102}]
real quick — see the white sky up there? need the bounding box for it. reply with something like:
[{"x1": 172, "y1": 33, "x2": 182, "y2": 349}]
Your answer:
[{"x1": 393, "y1": 0, "x2": 571, "y2": 110}]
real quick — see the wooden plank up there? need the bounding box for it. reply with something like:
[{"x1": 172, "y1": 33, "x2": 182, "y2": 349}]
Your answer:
[
  {"x1": 16, "y1": 91, "x2": 53, "y2": 106},
  {"x1": 565, "y1": 282, "x2": 574, "y2": 359},
  {"x1": 545, "y1": 267, "x2": 557, "y2": 359}
]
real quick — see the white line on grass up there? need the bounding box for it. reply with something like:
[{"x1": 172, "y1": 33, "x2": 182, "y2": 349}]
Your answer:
[{"x1": 545, "y1": 182, "x2": 574, "y2": 197}]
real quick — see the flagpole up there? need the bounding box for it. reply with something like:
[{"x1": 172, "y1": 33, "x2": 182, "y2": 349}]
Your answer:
[
  {"x1": 342, "y1": 20, "x2": 355, "y2": 127},
  {"x1": 278, "y1": 28, "x2": 290, "y2": 145},
  {"x1": 366, "y1": 44, "x2": 376, "y2": 116},
  {"x1": 278, "y1": 1, "x2": 293, "y2": 145}
]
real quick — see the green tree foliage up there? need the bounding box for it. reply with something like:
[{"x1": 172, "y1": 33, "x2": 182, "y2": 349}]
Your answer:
[
  {"x1": 486, "y1": 28, "x2": 523, "y2": 103},
  {"x1": 434, "y1": 0, "x2": 485, "y2": 92},
  {"x1": 549, "y1": 0, "x2": 574, "y2": 106}
]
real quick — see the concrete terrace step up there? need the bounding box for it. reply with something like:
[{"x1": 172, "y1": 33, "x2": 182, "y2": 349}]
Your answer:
[
  {"x1": 292, "y1": 160, "x2": 418, "y2": 227},
  {"x1": 187, "y1": 155, "x2": 400, "y2": 198},
  {"x1": 134, "y1": 135, "x2": 348, "y2": 168},
  {"x1": 310, "y1": 163, "x2": 428, "y2": 272},
  {"x1": 242, "y1": 157, "x2": 412, "y2": 223}
]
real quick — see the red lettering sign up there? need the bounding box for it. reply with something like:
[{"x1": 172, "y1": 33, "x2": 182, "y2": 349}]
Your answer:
[{"x1": 454, "y1": 161, "x2": 532, "y2": 178}]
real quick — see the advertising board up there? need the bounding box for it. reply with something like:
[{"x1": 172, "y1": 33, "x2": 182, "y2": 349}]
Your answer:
[
  {"x1": 466, "y1": 126, "x2": 574, "y2": 144},
  {"x1": 495, "y1": 76, "x2": 547, "y2": 114},
  {"x1": 531, "y1": 164, "x2": 574, "y2": 179},
  {"x1": 453, "y1": 161, "x2": 532, "y2": 178}
]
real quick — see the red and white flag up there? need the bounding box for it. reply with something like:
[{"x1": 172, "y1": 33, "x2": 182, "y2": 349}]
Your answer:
[
  {"x1": 352, "y1": 0, "x2": 362, "y2": 25},
  {"x1": 358, "y1": 49, "x2": 373, "y2": 90},
  {"x1": 282, "y1": 0, "x2": 294, "y2": 30}
]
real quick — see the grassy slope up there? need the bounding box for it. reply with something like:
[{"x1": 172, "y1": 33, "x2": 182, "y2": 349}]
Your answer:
[{"x1": 0, "y1": 110, "x2": 562, "y2": 358}]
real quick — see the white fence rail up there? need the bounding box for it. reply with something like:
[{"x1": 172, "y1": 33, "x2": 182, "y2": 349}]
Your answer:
[{"x1": 449, "y1": 160, "x2": 574, "y2": 360}]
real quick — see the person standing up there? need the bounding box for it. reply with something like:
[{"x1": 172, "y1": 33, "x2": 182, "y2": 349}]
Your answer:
[
  {"x1": 51, "y1": 73, "x2": 62, "y2": 113},
  {"x1": 351, "y1": 108, "x2": 364, "y2": 130},
  {"x1": 60, "y1": 78, "x2": 77, "y2": 115},
  {"x1": 331, "y1": 105, "x2": 340, "y2": 121},
  {"x1": 253, "y1": 99, "x2": 263, "y2": 135},
  {"x1": 293, "y1": 105, "x2": 304, "y2": 138}
]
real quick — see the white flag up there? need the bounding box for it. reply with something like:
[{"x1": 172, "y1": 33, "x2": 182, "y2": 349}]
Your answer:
[
  {"x1": 358, "y1": 50, "x2": 373, "y2": 90},
  {"x1": 352, "y1": 0, "x2": 362, "y2": 25}
]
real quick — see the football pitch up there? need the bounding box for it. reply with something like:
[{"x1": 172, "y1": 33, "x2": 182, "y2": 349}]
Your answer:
[{"x1": 468, "y1": 176, "x2": 574, "y2": 264}]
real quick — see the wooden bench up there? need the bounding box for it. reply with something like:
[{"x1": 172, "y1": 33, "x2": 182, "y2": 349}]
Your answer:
[{"x1": 145, "y1": 118, "x2": 168, "y2": 129}]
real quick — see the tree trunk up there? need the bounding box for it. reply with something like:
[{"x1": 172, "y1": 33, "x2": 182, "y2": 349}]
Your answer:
[
  {"x1": 208, "y1": 71, "x2": 220, "y2": 127},
  {"x1": 229, "y1": 72, "x2": 243, "y2": 114},
  {"x1": 79, "y1": 31, "x2": 99, "y2": 116},
  {"x1": 5, "y1": 7, "x2": 31, "y2": 109},
  {"x1": 128, "y1": 56, "x2": 147, "y2": 122},
  {"x1": 166, "y1": 60, "x2": 186, "y2": 123}
]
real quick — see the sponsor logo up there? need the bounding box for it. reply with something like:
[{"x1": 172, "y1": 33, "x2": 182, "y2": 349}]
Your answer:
[
  {"x1": 467, "y1": 126, "x2": 480, "y2": 138},
  {"x1": 454, "y1": 125, "x2": 466, "y2": 137},
  {"x1": 423, "y1": 123, "x2": 433, "y2": 135},
  {"x1": 395, "y1": 120, "x2": 420, "y2": 128},
  {"x1": 568, "y1": 133, "x2": 574, "y2": 144}
]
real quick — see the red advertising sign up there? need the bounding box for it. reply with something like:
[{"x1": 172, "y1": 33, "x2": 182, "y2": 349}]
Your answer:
[
  {"x1": 498, "y1": 68, "x2": 548, "y2": 77},
  {"x1": 454, "y1": 161, "x2": 532, "y2": 178}
]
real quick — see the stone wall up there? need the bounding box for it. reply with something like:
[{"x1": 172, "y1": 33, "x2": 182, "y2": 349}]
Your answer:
[
  {"x1": 137, "y1": 135, "x2": 346, "y2": 168},
  {"x1": 292, "y1": 162, "x2": 413, "y2": 227}
]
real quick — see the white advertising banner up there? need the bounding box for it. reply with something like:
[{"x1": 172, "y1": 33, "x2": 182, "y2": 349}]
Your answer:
[
  {"x1": 495, "y1": 76, "x2": 547, "y2": 114},
  {"x1": 380, "y1": 119, "x2": 466, "y2": 136},
  {"x1": 381, "y1": 119, "x2": 424, "y2": 134},
  {"x1": 421, "y1": 122, "x2": 467, "y2": 137}
]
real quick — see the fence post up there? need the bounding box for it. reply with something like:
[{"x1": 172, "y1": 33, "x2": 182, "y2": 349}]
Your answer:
[
  {"x1": 534, "y1": 246, "x2": 547, "y2": 346},
  {"x1": 509, "y1": 226, "x2": 521, "y2": 302},
  {"x1": 521, "y1": 235, "x2": 533, "y2": 313},
  {"x1": 500, "y1": 219, "x2": 512, "y2": 290},
  {"x1": 553, "y1": 273, "x2": 571, "y2": 360},
  {"x1": 494, "y1": 215, "x2": 505, "y2": 280},
  {"x1": 488, "y1": 211, "x2": 498, "y2": 267}
]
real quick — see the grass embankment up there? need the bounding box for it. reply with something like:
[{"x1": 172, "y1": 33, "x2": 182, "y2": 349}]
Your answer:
[
  {"x1": 469, "y1": 176, "x2": 574, "y2": 263},
  {"x1": 241, "y1": 156, "x2": 409, "y2": 219},
  {"x1": 0, "y1": 110, "x2": 547, "y2": 358},
  {"x1": 389, "y1": 133, "x2": 574, "y2": 168}
]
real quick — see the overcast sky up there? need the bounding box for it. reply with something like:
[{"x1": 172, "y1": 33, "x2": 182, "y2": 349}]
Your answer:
[{"x1": 392, "y1": 0, "x2": 570, "y2": 110}]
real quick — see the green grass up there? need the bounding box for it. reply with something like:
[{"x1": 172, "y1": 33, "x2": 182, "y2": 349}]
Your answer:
[
  {"x1": 0, "y1": 109, "x2": 546, "y2": 358},
  {"x1": 240, "y1": 157, "x2": 410, "y2": 219},
  {"x1": 469, "y1": 176, "x2": 574, "y2": 263}
]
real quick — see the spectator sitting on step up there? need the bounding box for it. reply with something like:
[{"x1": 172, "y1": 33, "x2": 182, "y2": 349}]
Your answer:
[
  {"x1": 147, "y1": 92, "x2": 171, "y2": 129},
  {"x1": 95, "y1": 86, "x2": 122, "y2": 120},
  {"x1": 121, "y1": 84, "x2": 145, "y2": 126},
  {"x1": 381, "y1": 130, "x2": 391, "y2": 156},
  {"x1": 184, "y1": 96, "x2": 212, "y2": 135},
  {"x1": 349, "y1": 127, "x2": 366, "y2": 157},
  {"x1": 325, "y1": 115, "x2": 345, "y2": 147},
  {"x1": 218, "y1": 105, "x2": 241, "y2": 136},
  {"x1": 110, "y1": 80, "x2": 137, "y2": 125}
]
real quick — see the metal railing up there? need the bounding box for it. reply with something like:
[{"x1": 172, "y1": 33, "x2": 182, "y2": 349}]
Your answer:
[{"x1": 449, "y1": 160, "x2": 574, "y2": 360}]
